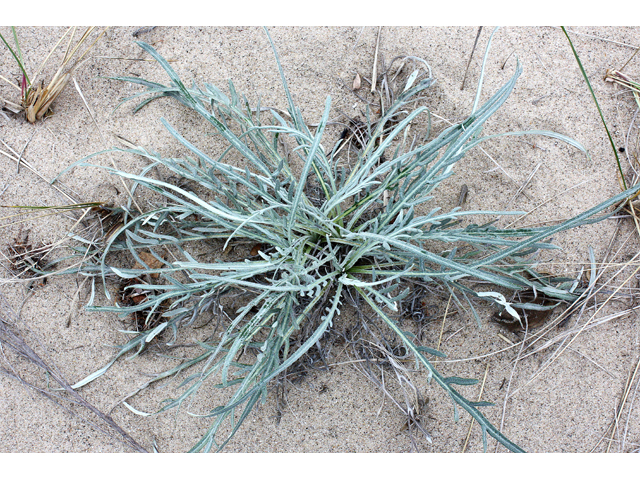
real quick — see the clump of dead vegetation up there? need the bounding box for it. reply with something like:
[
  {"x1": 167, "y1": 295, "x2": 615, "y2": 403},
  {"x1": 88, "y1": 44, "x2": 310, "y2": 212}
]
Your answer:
[{"x1": 1, "y1": 26, "x2": 106, "y2": 122}]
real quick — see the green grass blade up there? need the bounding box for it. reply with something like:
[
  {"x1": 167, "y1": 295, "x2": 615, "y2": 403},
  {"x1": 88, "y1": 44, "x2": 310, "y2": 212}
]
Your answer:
[
  {"x1": 562, "y1": 26, "x2": 626, "y2": 189},
  {"x1": 0, "y1": 28, "x2": 30, "y2": 86}
]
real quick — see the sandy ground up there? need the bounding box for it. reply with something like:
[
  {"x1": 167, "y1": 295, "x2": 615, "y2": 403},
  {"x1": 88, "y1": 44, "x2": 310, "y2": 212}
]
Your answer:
[{"x1": 1, "y1": 26, "x2": 640, "y2": 453}]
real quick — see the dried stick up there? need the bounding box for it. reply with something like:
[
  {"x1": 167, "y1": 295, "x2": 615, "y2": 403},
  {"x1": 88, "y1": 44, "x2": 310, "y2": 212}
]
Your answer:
[{"x1": 0, "y1": 293, "x2": 148, "y2": 452}]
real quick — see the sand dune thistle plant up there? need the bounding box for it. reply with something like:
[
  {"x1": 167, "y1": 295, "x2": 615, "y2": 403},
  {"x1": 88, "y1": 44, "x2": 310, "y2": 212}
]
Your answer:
[{"x1": 60, "y1": 31, "x2": 640, "y2": 453}]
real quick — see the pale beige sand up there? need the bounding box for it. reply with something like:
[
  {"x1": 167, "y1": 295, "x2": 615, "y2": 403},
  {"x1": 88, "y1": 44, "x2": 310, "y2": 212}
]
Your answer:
[{"x1": 1, "y1": 26, "x2": 640, "y2": 453}]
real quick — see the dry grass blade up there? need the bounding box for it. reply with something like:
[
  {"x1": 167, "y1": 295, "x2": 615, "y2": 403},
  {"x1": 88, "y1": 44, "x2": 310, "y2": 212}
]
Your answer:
[
  {"x1": 507, "y1": 162, "x2": 541, "y2": 206},
  {"x1": 462, "y1": 364, "x2": 489, "y2": 452},
  {"x1": 621, "y1": 357, "x2": 640, "y2": 451},
  {"x1": 607, "y1": 357, "x2": 640, "y2": 452},
  {"x1": 510, "y1": 252, "x2": 640, "y2": 398},
  {"x1": 436, "y1": 293, "x2": 452, "y2": 351},
  {"x1": 505, "y1": 179, "x2": 592, "y2": 229},
  {"x1": 0, "y1": 293, "x2": 147, "y2": 452},
  {"x1": 590, "y1": 355, "x2": 640, "y2": 452},
  {"x1": 0, "y1": 138, "x2": 79, "y2": 204},
  {"x1": 555, "y1": 28, "x2": 640, "y2": 49},
  {"x1": 495, "y1": 329, "x2": 526, "y2": 452},
  {"x1": 524, "y1": 306, "x2": 640, "y2": 359}
]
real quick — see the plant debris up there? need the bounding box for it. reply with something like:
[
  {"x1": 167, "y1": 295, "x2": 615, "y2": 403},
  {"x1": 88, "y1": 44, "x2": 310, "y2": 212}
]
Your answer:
[
  {"x1": 118, "y1": 251, "x2": 168, "y2": 333},
  {"x1": 6, "y1": 229, "x2": 51, "y2": 279},
  {"x1": 492, "y1": 287, "x2": 561, "y2": 332}
]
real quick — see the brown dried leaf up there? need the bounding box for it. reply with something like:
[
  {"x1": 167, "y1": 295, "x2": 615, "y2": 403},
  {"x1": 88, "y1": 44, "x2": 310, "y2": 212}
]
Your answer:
[
  {"x1": 250, "y1": 243, "x2": 264, "y2": 256},
  {"x1": 133, "y1": 251, "x2": 164, "y2": 278}
]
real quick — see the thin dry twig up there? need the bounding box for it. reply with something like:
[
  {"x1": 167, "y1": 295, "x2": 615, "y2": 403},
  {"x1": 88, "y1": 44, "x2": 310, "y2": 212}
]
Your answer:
[
  {"x1": 16, "y1": 127, "x2": 38, "y2": 174},
  {"x1": 436, "y1": 293, "x2": 452, "y2": 351},
  {"x1": 461, "y1": 27, "x2": 483, "y2": 91},
  {"x1": 462, "y1": 363, "x2": 489, "y2": 452},
  {"x1": 0, "y1": 293, "x2": 147, "y2": 452}
]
